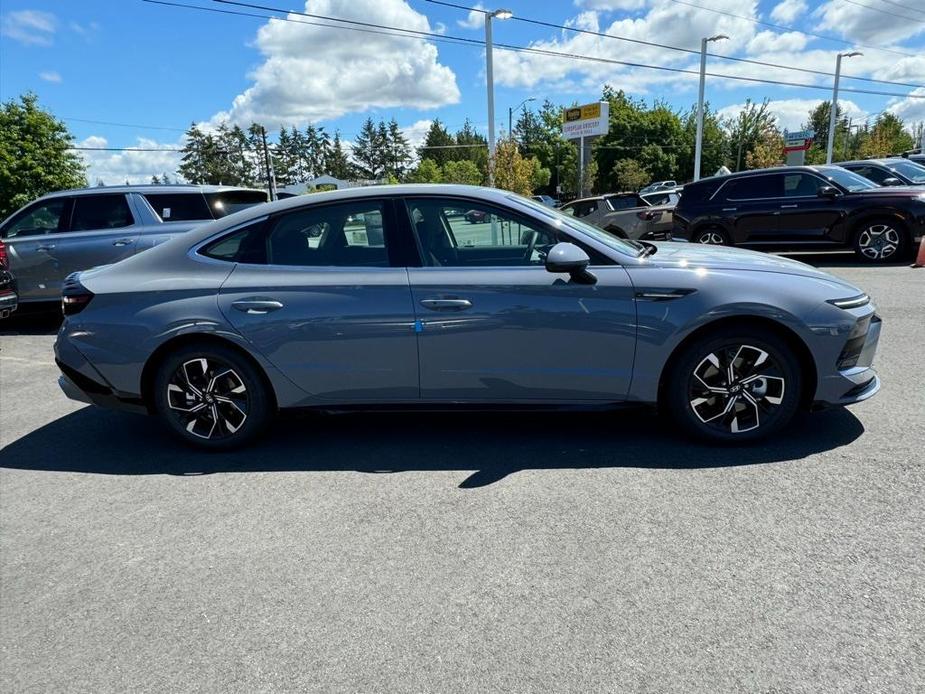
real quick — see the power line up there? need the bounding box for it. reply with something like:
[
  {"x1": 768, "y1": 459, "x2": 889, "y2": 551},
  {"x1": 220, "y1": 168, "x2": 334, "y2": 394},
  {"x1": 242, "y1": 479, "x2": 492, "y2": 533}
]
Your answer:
[
  {"x1": 146, "y1": 1, "x2": 925, "y2": 100},
  {"x1": 660, "y1": 0, "x2": 918, "y2": 59},
  {"x1": 425, "y1": 0, "x2": 925, "y2": 90},
  {"x1": 63, "y1": 116, "x2": 188, "y2": 132},
  {"x1": 874, "y1": 0, "x2": 925, "y2": 16},
  {"x1": 840, "y1": 0, "x2": 925, "y2": 22}
]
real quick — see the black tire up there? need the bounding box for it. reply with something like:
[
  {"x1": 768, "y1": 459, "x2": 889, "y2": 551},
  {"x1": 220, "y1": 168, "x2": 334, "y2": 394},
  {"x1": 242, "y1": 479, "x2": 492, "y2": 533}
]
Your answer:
[
  {"x1": 153, "y1": 342, "x2": 274, "y2": 450},
  {"x1": 852, "y1": 218, "x2": 910, "y2": 264},
  {"x1": 662, "y1": 326, "x2": 802, "y2": 443},
  {"x1": 692, "y1": 226, "x2": 731, "y2": 246}
]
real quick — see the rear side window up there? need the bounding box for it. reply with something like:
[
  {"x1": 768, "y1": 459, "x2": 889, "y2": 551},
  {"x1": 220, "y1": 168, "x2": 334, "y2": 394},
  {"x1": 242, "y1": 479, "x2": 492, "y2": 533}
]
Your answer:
[
  {"x1": 200, "y1": 220, "x2": 268, "y2": 264},
  {"x1": 267, "y1": 202, "x2": 388, "y2": 267},
  {"x1": 143, "y1": 193, "x2": 211, "y2": 221},
  {"x1": 205, "y1": 191, "x2": 268, "y2": 218},
  {"x1": 722, "y1": 175, "x2": 781, "y2": 201},
  {"x1": 608, "y1": 196, "x2": 639, "y2": 210},
  {"x1": 71, "y1": 195, "x2": 134, "y2": 230}
]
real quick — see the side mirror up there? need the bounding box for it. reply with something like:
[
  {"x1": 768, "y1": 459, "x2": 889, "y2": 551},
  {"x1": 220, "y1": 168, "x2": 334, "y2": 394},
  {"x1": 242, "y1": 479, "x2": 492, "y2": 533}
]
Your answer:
[
  {"x1": 882, "y1": 177, "x2": 903, "y2": 186},
  {"x1": 817, "y1": 185, "x2": 841, "y2": 199},
  {"x1": 545, "y1": 242, "x2": 597, "y2": 284}
]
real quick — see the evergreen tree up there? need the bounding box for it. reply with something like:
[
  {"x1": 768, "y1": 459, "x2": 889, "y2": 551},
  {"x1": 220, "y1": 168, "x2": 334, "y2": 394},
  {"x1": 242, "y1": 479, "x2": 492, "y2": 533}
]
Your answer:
[
  {"x1": 178, "y1": 123, "x2": 212, "y2": 184},
  {"x1": 352, "y1": 118, "x2": 382, "y2": 179},
  {"x1": 385, "y1": 118, "x2": 412, "y2": 180},
  {"x1": 325, "y1": 130, "x2": 352, "y2": 179},
  {"x1": 418, "y1": 119, "x2": 455, "y2": 167}
]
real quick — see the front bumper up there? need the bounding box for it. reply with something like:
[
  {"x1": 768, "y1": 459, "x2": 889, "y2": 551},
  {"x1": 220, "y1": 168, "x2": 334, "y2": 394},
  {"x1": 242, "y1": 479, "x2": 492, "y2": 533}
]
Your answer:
[{"x1": 815, "y1": 312, "x2": 882, "y2": 406}]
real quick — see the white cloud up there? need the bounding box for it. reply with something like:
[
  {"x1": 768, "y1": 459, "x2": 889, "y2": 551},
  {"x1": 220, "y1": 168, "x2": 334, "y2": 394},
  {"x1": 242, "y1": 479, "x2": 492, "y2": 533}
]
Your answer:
[
  {"x1": 78, "y1": 136, "x2": 184, "y2": 185},
  {"x1": 457, "y1": 3, "x2": 485, "y2": 30},
  {"x1": 69, "y1": 20, "x2": 100, "y2": 39},
  {"x1": 769, "y1": 0, "x2": 807, "y2": 24},
  {"x1": 1, "y1": 9, "x2": 56, "y2": 46},
  {"x1": 717, "y1": 98, "x2": 867, "y2": 133},
  {"x1": 213, "y1": 0, "x2": 459, "y2": 128},
  {"x1": 814, "y1": 0, "x2": 925, "y2": 45},
  {"x1": 39, "y1": 70, "x2": 62, "y2": 83},
  {"x1": 574, "y1": 0, "x2": 649, "y2": 10},
  {"x1": 746, "y1": 30, "x2": 807, "y2": 54},
  {"x1": 402, "y1": 119, "x2": 433, "y2": 154},
  {"x1": 887, "y1": 88, "x2": 925, "y2": 125}
]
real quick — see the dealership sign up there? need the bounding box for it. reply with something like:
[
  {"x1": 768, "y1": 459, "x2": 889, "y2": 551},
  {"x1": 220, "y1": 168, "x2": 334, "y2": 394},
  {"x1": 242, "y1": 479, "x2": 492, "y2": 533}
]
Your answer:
[
  {"x1": 561, "y1": 102, "x2": 610, "y2": 139},
  {"x1": 783, "y1": 129, "x2": 814, "y2": 153}
]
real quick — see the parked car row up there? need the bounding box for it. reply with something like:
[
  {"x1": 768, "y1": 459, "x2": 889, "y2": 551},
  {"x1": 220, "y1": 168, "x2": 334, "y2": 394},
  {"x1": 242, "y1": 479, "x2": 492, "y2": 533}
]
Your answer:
[
  {"x1": 559, "y1": 191, "x2": 679, "y2": 241},
  {"x1": 0, "y1": 185, "x2": 268, "y2": 308},
  {"x1": 672, "y1": 164, "x2": 925, "y2": 263}
]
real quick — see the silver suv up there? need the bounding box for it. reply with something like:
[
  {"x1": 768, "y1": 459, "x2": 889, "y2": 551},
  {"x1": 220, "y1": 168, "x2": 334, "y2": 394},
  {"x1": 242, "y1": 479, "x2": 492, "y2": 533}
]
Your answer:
[{"x1": 0, "y1": 185, "x2": 267, "y2": 303}]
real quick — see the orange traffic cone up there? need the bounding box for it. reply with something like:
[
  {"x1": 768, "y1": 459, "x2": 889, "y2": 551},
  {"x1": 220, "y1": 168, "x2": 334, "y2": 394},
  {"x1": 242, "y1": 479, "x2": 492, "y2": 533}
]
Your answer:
[{"x1": 913, "y1": 236, "x2": 925, "y2": 269}]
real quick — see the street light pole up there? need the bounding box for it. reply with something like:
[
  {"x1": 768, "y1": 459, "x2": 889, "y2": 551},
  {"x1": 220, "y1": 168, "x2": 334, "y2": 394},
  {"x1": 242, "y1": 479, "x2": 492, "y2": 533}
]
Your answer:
[
  {"x1": 484, "y1": 8, "x2": 512, "y2": 187},
  {"x1": 826, "y1": 51, "x2": 862, "y2": 164},
  {"x1": 508, "y1": 97, "x2": 536, "y2": 139},
  {"x1": 694, "y1": 34, "x2": 728, "y2": 182}
]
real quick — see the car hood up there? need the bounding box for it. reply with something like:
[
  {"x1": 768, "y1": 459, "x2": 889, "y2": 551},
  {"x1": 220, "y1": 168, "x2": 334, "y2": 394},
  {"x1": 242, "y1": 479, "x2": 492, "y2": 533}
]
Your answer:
[{"x1": 646, "y1": 242, "x2": 861, "y2": 290}]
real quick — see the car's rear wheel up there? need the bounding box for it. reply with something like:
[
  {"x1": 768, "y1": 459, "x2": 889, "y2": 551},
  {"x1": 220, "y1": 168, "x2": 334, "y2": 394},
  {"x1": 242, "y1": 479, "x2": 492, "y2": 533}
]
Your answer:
[
  {"x1": 852, "y1": 219, "x2": 909, "y2": 263},
  {"x1": 693, "y1": 227, "x2": 730, "y2": 246},
  {"x1": 663, "y1": 327, "x2": 802, "y2": 443},
  {"x1": 153, "y1": 343, "x2": 273, "y2": 450}
]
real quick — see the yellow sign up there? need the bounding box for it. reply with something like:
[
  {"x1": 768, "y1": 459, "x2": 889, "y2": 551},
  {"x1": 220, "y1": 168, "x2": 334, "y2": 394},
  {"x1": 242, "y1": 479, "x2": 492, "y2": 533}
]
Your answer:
[{"x1": 563, "y1": 103, "x2": 602, "y2": 123}]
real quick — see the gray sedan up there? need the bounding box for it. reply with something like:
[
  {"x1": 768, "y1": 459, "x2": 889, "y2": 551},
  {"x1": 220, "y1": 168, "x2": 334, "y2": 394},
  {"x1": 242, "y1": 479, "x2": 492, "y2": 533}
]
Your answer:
[{"x1": 55, "y1": 184, "x2": 881, "y2": 449}]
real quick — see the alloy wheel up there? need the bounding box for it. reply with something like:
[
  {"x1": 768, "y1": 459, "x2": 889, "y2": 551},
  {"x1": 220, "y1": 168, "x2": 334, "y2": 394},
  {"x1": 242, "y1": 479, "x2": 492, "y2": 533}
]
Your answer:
[
  {"x1": 166, "y1": 358, "x2": 248, "y2": 440},
  {"x1": 696, "y1": 230, "x2": 726, "y2": 245},
  {"x1": 857, "y1": 224, "x2": 900, "y2": 261},
  {"x1": 688, "y1": 344, "x2": 786, "y2": 434}
]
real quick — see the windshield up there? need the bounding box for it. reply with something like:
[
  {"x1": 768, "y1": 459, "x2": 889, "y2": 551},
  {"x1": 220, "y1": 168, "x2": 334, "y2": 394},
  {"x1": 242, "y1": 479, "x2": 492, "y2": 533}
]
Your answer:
[
  {"x1": 887, "y1": 160, "x2": 925, "y2": 183},
  {"x1": 817, "y1": 166, "x2": 879, "y2": 192},
  {"x1": 205, "y1": 190, "x2": 269, "y2": 218},
  {"x1": 509, "y1": 194, "x2": 642, "y2": 256}
]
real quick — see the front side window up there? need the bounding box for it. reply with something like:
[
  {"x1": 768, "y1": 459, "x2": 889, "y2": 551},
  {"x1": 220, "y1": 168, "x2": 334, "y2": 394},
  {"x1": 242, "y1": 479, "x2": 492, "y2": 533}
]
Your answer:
[
  {"x1": 814, "y1": 166, "x2": 878, "y2": 192},
  {"x1": 848, "y1": 165, "x2": 890, "y2": 184},
  {"x1": 783, "y1": 173, "x2": 825, "y2": 197},
  {"x1": 71, "y1": 194, "x2": 134, "y2": 230},
  {"x1": 722, "y1": 175, "x2": 781, "y2": 200},
  {"x1": 887, "y1": 160, "x2": 925, "y2": 183},
  {"x1": 144, "y1": 193, "x2": 211, "y2": 221},
  {"x1": 1, "y1": 199, "x2": 67, "y2": 238},
  {"x1": 406, "y1": 198, "x2": 557, "y2": 267}
]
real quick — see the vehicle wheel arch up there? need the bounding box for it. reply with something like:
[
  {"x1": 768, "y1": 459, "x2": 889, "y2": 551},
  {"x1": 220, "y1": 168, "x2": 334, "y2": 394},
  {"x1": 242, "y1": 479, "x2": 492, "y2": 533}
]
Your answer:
[
  {"x1": 656, "y1": 315, "x2": 817, "y2": 411},
  {"x1": 140, "y1": 333, "x2": 278, "y2": 415}
]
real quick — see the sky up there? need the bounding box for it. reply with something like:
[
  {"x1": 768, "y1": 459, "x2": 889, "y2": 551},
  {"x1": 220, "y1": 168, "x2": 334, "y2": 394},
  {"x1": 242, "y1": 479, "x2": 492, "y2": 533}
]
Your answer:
[{"x1": 1, "y1": 0, "x2": 923, "y2": 183}]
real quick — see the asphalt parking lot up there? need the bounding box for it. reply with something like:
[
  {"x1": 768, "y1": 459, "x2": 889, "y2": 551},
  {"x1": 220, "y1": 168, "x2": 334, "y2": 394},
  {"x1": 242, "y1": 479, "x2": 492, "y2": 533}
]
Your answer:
[{"x1": 1, "y1": 255, "x2": 923, "y2": 693}]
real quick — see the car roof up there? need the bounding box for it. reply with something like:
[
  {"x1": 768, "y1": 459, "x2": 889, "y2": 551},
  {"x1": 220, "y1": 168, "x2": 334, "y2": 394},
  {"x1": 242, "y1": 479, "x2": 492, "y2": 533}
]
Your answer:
[
  {"x1": 562, "y1": 195, "x2": 606, "y2": 204},
  {"x1": 37, "y1": 184, "x2": 266, "y2": 199},
  {"x1": 837, "y1": 159, "x2": 901, "y2": 166}
]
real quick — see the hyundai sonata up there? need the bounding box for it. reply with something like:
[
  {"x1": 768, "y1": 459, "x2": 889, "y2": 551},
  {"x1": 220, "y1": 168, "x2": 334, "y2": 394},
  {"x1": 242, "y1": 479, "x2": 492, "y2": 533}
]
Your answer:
[{"x1": 55, "y1": 185, "x2": 881, "y2": 449}]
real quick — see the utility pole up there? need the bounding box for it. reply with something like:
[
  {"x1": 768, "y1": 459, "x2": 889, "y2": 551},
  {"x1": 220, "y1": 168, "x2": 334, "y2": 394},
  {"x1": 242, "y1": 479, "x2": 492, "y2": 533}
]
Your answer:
[
  {"x1": 484, "y1": 8, "x2": 512, "y2": 187},
  {"x1": 826, "y1": 51, "x2": 862, "y2": 164},
  {"x1": 694, "y1": 34, "x2": 728, "y2": 181}
]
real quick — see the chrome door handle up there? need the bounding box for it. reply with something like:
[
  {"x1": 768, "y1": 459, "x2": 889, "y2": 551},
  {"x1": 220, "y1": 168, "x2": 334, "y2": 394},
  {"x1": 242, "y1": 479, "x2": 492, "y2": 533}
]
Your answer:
[
  {"x1": 112, "y1": 238, "x2": 133, "y2": 246},
  {"x1": 721, "y1": 207, "x2": 736, "y2": 212},
  {"x1": 37, "y1": 244, "x2": 56, "y2": 251},
  {"x1": 231, "y1": 299, "x2": 284, "y2": 315},
  {"x1": 780, "y1": 204, "x2": 798, "y2": 209},
  {"x1": 420, "y1": 298, "x2": 472, "y2": 311}
]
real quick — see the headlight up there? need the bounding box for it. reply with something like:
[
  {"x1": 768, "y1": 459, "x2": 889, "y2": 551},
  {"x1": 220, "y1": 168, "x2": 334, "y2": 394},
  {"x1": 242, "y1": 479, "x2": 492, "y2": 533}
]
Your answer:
[{"x1": 827, "y1": 294, "x2": 869, "y2": 309}]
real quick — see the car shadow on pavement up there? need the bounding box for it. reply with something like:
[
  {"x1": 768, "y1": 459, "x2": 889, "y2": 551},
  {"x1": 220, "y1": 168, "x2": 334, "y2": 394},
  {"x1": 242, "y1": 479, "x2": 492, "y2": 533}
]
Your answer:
[{"x1": 0, "y1": 406, "x2": 865, "y2": 488}]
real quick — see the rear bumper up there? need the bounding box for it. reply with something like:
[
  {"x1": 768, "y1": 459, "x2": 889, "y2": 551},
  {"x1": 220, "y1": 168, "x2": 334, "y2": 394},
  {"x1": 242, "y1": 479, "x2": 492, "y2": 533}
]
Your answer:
[
  {"x1": 55, "y1": 331, "x2": 147, "y2": 414},
  {"x1": 0, "y1": 290, "x2": 17, "y2": 319}
]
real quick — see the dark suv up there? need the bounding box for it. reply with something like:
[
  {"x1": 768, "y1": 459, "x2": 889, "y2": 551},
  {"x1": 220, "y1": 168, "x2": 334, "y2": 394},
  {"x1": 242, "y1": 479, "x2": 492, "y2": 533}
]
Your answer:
[
  {"x1": 837, "y1": 158, "x2": 925, "y2": 187},
  {"x1": 672, "y1": 165, "x2": 925, "y2": 263}
]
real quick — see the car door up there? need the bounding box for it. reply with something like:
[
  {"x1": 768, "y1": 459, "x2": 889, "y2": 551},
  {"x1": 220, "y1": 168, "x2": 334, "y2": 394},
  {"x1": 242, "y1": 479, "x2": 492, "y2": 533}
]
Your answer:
[
  {"x1": 403, "y1": 196, "x2": 637, "y2": 401},
  {"x1": 51, "y1": 194, "x2": 140, "y2": 284},
  {"x1": 215, "y1": 198, "x2": 419, "y2": 401},
  {"x1": 0, "y1": 197, "x2": 72, "y2": 302},
  {"x1": 717, "y1": 174, "x2": 782, "y2": 243},
  {"x1": 777, "y1": 172, "x2": 845, "y2": 242}
]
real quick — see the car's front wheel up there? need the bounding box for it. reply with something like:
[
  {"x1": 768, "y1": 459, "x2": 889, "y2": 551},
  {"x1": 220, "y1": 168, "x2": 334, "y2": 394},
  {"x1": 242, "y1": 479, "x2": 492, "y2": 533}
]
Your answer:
[
  {"x1": 852, "y1": 219, "x2": 908, "y2": 263},
  {"x1": 663, "y1": 327, "x2": 802, "y2": 443},
  {"x1": 153, "y1": 343, "x2": 274, "y2": 450}
]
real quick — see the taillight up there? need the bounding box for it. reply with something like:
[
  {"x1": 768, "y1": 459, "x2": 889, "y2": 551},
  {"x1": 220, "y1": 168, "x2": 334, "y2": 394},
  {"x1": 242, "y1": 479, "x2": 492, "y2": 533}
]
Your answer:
[
  {"x1": 0, "y1": 239, "x2": 8, "y2": 269},
  {"x1": 61, "y1": 273, "x2": 94, "y2": 316}
]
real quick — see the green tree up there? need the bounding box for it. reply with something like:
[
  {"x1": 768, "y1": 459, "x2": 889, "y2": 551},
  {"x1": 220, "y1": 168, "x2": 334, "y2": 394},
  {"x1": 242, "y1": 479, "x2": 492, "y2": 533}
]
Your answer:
[
  {"x1": 325, "y1": 130, "x2": 352, "y2": 179},
  {"x1": 418, "y1": 119, "x2": 456, "y2": 167},
  {"x1": 857, "y1": 113, "x2": 915, "y2": 158},
  {"x1": 441, "y1": 159, "x2": 482, "y2": 185},
  {"x1": 678, "y1": 104, "x2": 728, "y2": 179},
  {"x1": 491, "y1": 139, "x2": 538, "y2": 195},
  {"x1": 453, "y1": 118, "x2": 488, "y2": 173},
  {"x1": 804, "y1": 101, "x2": 848, "y2": 164},
  {"x1": 611, "y1": 158, "x2": 650, "y2": 191},
  {"x1": 725, "y1": 99, "x2": 781, "y2": 171},
  {"x1": 352, "y1": 118, "x2": 383, "y2": 179},
  {"x1": 0, "y1": 93, "x2": 86, "y2": 217},
  {"x1": 384, "y1": 118, "x2": 412, "y2": 180},
  {"x1": 745, "y1": 130, "x2": 784, "y2": 169},
  {"x1": 408, "y1": 158, "x2": 442, "y2": 183}
]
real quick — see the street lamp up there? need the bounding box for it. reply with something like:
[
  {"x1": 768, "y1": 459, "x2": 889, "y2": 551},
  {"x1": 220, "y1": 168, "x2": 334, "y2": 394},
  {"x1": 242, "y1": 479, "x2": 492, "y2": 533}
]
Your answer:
[
  {"x1": 509, "y1": 97, "x2": 536, "y2": 139},
  {"x1": 693, "y1": 34, "x2": 728, "y2": 182},
  {"x1": 826, "y1": 51, "x2": 862, "y2": 164},
  {"x1": 485, "y1": 8, "x2": 512, "y2": 186}
]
